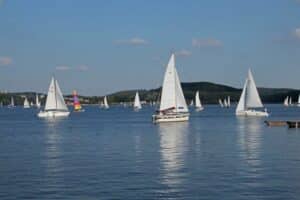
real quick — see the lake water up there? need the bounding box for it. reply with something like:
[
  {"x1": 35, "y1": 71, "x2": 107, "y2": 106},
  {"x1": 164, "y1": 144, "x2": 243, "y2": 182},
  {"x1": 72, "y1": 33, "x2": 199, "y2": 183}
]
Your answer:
[{"x1": 0, "y1": 105, "x2": 300, "y2": 199}]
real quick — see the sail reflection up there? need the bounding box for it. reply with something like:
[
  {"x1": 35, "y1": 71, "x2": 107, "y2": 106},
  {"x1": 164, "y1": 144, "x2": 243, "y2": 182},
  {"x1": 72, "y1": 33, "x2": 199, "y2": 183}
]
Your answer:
[
  {"x1": 237, "y1": 117, "x2": 263, "y2": 168},
  {"x1": 158, "y1": 122, "x2": 189, "y2": 186}
]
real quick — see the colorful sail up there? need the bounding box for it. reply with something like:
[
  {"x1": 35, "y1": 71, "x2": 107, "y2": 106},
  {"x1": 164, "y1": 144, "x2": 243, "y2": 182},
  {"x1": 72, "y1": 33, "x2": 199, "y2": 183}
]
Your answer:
[{"x1": 73, "y1": 90, "x2": 82, "y2": 111}]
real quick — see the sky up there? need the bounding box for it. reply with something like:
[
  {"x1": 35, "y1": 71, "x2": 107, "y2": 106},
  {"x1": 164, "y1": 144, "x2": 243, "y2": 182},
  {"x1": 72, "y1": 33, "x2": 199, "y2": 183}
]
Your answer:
[{"x1": 0, "y1": 0, "x2": 300, "y2": 95}]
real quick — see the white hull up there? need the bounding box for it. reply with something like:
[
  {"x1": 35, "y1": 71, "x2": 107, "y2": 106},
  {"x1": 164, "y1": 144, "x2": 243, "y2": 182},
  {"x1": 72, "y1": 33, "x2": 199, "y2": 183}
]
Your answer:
[
  {"x1": 195, "y1": 107, "x2": 204, "y2": 112},
  {"x1": 152, "y1": 113, "x2": 189, "y2": 123},
  {"x1": 236, "y1": 110, "x2": 269, "y2": 117},
  {"x1": 37, "y1": 110, "x2": 70, "y2": 118}
]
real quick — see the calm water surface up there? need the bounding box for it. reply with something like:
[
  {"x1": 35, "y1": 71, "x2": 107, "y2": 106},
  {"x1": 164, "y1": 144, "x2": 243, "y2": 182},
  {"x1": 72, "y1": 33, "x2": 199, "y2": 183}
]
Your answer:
[{"x1": 0, "y1": 105, "x2": 300, "y2": 199}]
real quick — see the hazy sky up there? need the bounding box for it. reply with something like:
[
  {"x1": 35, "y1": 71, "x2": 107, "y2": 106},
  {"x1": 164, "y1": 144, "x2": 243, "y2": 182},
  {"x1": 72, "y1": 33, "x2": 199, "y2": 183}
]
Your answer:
[{"x1": 0, "y1": 0, "x2": 300, "y2": 95}]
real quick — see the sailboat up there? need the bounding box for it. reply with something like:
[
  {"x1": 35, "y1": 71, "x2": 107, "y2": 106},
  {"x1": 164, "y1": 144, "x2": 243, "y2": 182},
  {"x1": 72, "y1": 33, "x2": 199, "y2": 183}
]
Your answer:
[
  {"x1": 133, "y1": 91, "x2": 142, "y2": 110},
  {"x1": 73, "y1": 90, "x2": 84, "y2": 112},
  {"x1": 8, "y1": 97, "x2": 15, "y2": 108},
  {"x1": 227, "y1": 96, "x2": 231, "y2": 107},
  {"x1": 223, "y1": 98, "x2": 228, "y2": 108},
  {"x1": 219, "y1": 99, "x2": 224, "y2": 107},
  {"x1": 37, "y1": 77, "x2": 70, "y2": 118},
  {"x1": 289, "y1": 96, "x2": 293, "y2": 106},
  {"x1": 195, "y1": 91, "x2": 204, "y2": 111},
  {"x1": 23, "y1": 97, "x2": 30, "y2": 108},
  {"x1": 152, "y1": 54, "x2": 189, "y2": 123},
  {"x1": 103, "y1": 96, "x2": 109, "y2": 109},
  {"x1": 284, "y1": 96, "x2": 289, "y2": 107},
  {"x1": 36, "y1": 94, "x2": 41, "y2": 108},
  {"x1": 298, "y1": 94, "x2": 300, "y2": 107},
  {"x1": 190, "y1": 100, "x2": 194, "y2": 107},
  {"x1": 236, "y1": 69, "x2": 268, "y2": 117}
]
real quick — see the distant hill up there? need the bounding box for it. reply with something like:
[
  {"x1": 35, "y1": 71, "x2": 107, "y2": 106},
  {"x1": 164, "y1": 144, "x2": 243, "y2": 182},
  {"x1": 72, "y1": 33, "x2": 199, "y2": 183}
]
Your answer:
[{"x1": 0, "y1": 82, "x2": 299, "y2": 105}]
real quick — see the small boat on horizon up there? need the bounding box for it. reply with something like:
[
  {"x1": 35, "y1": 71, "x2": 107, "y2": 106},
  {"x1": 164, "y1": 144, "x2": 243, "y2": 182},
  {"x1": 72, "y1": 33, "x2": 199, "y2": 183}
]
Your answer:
[
  {"x1": 103, "y1": 96, "x2": 109, "y2": 109},
  {"x1": 23, "y1": 97, "x2": 30, "y2": 109},
  {"x1": 8, "y1": 97, "x2": 15, "y2": 108},
  {"x1": 37, "y1": 76, "x2": 70, "y2": 118},
  {"x1": 195, "y1": 91, "x2": 204, "y2": 111},
  {"x1": 73, "y1": 90, "x2": 85, "y2": 112},
  {"x1": 236, "y1": 69, "x2": 268, "y2": 117},
  {"x1": 36, "y1": 94, "x2": 41, "y2": 108},
  {"x1": 152, "y1": 54, "x2": 189, "y2": 123},
  {"x1": 133, "y1": 91, "x2": 142, "y2": 111}
]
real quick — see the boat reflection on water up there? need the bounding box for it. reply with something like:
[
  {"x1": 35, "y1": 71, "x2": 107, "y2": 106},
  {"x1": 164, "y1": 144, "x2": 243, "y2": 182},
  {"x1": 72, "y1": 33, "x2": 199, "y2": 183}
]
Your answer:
[
  {"x1": 236, "y1": 117, "x2": 263, "y2": 178},
  {"x1": 158, "y1": 122, "x2": 189, "y2": 187}
]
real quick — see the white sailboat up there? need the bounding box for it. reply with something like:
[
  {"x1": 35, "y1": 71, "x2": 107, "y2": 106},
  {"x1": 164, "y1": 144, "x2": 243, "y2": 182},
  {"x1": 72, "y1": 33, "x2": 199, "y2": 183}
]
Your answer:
[
  {"x1": 23, "y1": 97, "x2": 30, "y2": 108},
  {"x1": 36, "y1": 94, "x2": 41, "y2": 108},
  {"x1": 133, "y1": 91, "x2": 142, "y2": 110},
  {"x1": 219, "y1": 99, "x2": 224, "y2": 107},
  {"x1": 284, "y1": 96, "x2": 289, "y2": 107},
  {"x1": 195, "y1": 91, "x2": 204, "y2": 111},
  {"x1": 103, "y1": 96, "x2": 109, "y2": 109},
  {"x1": 236, "y1": 69, "x2": 269, "y2": 117},
  {"x1": 37, "y1": 77, "x2": 70, "y2": 118},
  {"x1": 190, "y1": 100, "x2": 194, "y2": 107},
  {"x1": 227, "y1": 96, "x2": 231, "y2": 107},
  {"x1": 152, "y1": 54, "x2": 189, "y2": 123},
  {"x1": 223, "y1": 98, "x2": 228, "y2": 108},
  {"x1": 298, "y1": 94, "x2": 300, "y2": 107},
  {"x1": 289, "y1": 96, "x2": 293, "y2": 106},
  {"x1": 8, "y1": 97, "x2": 15, "y2": 108}
]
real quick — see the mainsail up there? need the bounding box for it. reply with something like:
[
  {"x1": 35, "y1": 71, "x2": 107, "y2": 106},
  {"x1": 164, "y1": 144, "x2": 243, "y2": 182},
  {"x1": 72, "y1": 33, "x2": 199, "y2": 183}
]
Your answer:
[
  {"x1": 134, "y1": 92, "x2": 142, "y2": 109},
  {"x1": 45, "y1": 77, "x2": 68, "y2": 111},
  {"x1": 195, "y1": 91, "x2": 202, "y2": 108},
  {"x1": 159, "y1": 54, "x2": 188, "y2": 113}
]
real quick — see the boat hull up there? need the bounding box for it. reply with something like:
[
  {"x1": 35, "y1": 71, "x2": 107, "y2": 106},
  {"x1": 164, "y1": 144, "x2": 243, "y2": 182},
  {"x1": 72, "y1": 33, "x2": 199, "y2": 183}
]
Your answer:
[
  {"x1": 37, "y1": 110, "x2": 70, "y2": 118},
  {"x1": 195, "y1": 107, "x2": 204, "y2": 112},
  {"x1": 152, "y1": 113, "x2": 189, "y2": 123},
  {"x1": 236, "y1": 110, "x2": 269, "y2": 117}
]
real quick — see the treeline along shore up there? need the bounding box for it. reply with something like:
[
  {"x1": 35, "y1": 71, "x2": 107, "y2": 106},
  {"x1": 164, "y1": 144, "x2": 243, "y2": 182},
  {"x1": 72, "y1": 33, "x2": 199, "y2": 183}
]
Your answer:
[{"x1": 0, "y1": 82, "x2": 299, "y2": 106}]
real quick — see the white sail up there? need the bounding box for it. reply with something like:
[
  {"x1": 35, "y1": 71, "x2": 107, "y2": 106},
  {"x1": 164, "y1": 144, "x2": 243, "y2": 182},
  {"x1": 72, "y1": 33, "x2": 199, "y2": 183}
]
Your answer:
[
  {"x1": 36, "y1": 94, "x2": 41, "y2": 108},
  {"x1": 134, "y1": 92, "x2": 142, "y2": 109},
  {"x1": 223, "y1": 98, "x2": 228, "y2": 107},
  {"x1": 298, "y1": 95, "x2": 300, "y2": 104},
  {"x1": 11, "y1": 97, "x2": 14, "y2": 106},
  {"x1": 195, "y1": 91, "x2": 202, "y2": 108},
  {"x1": 104, "y1": 96, "x2": 109, "y2": 109},
  {"x1": 219, "y1": 99, "x2": 224, "y2": 107},
  {"x1": 159, "y1": 54, "x2": 188, "y2": 113},
  {"x1": 227, "y1": 96, "x2": 231, "y2": 107},
  {"x1": 289, "y1": 96, "x2": 292, "y2": 105},
  {"x1": 45, "y1": 77, "x2": 68, "y2": 111},
  {"x1": 24, "y1": 97, "x2": 30, "y2": 108},
  {"x1": 236, "y1": 79, "x2": 247, "y2": 113},
  {"x1": 190, "y1": 100, "x2": 194, "y2": 106},
  {"x1": 284, "y1": 96, "x2": 289, "y2": 106},
  {"x1": 245, "y1": 69, "x2": 263, "y2": 108}
]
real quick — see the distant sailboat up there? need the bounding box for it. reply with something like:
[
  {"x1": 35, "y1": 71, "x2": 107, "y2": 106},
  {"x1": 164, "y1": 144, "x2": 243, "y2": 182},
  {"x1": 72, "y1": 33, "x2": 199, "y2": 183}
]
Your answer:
[
  {"x1": 190, "y1": 100, "x2": 194, "y2": 107},
  {"x1": 219, "y1": 99, "x2": 224, "y2": 107},
  {"x1": 24, "y1": 97, "x2": 30, "y2": 108},
  {"x1": 223, "y1": 98, "x2": 228, "y2": 108},
  {"x1": 103, "y1": 96, "x2": 109, "y2": 109},
  {"x1": 236, "y1": 69, "x2": 269, "y2": 117},
  {"x1": 195, "y1": 91, "x2": 204, "y2": 111},
  {"x1": 152, "y1": 54, "x2": 189, "y2": 123},
  {"x1": 227, "y1": 96, "x2": 231, "y2": 107},
  {"x1": 298, "y1": 94, "x2": 300, "y2": 107},
  {"x1": 30, "y1": 101, "x2": 34, "y2": 107},
  {"x1": 8, "y1": 97, "x2": 15, "y2": 108},
  {"x1": 289, "y1": 96, "x2": 293, "y2": 106},
  {"x1": 284, "y1": 96, "x2": 289, "y2": 107},
  {"x1": 37, "y1": 77, "x2": 70, "y2": 118},
  {"x1": 73, "y1": 90, "x2": 84, "y2": 112},
  {"x1": 36, "y1": 94, "x2": 41, "y2": 108},
  {"x1": 133, "y1": 91, "x2": 142, "y2": 110}
]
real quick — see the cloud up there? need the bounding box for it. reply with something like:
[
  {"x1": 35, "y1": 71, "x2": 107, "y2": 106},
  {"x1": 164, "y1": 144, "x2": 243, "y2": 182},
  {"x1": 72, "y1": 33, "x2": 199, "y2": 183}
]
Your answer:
[
  {"x1": 56, "y1": 65, "x2": 71, "y2": 71},
  {"x1": 77, "y1": 65, "x2": 89, "y2": 71},
  {"x1": 0, "y1": 56, "x2": 12, "y2": 66},
  {"x1": 192, "y1": 38, "x2": 223, "y2": 48},
  {"x1": 114, "y1": 37, "x2": 148, "y2": 45},
  {"x1": 293, "y1": 28, "x2": 300, "y2": 39},
  {"x1": 175, "y1": 49, "x2": 192, "y2": 57}
]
